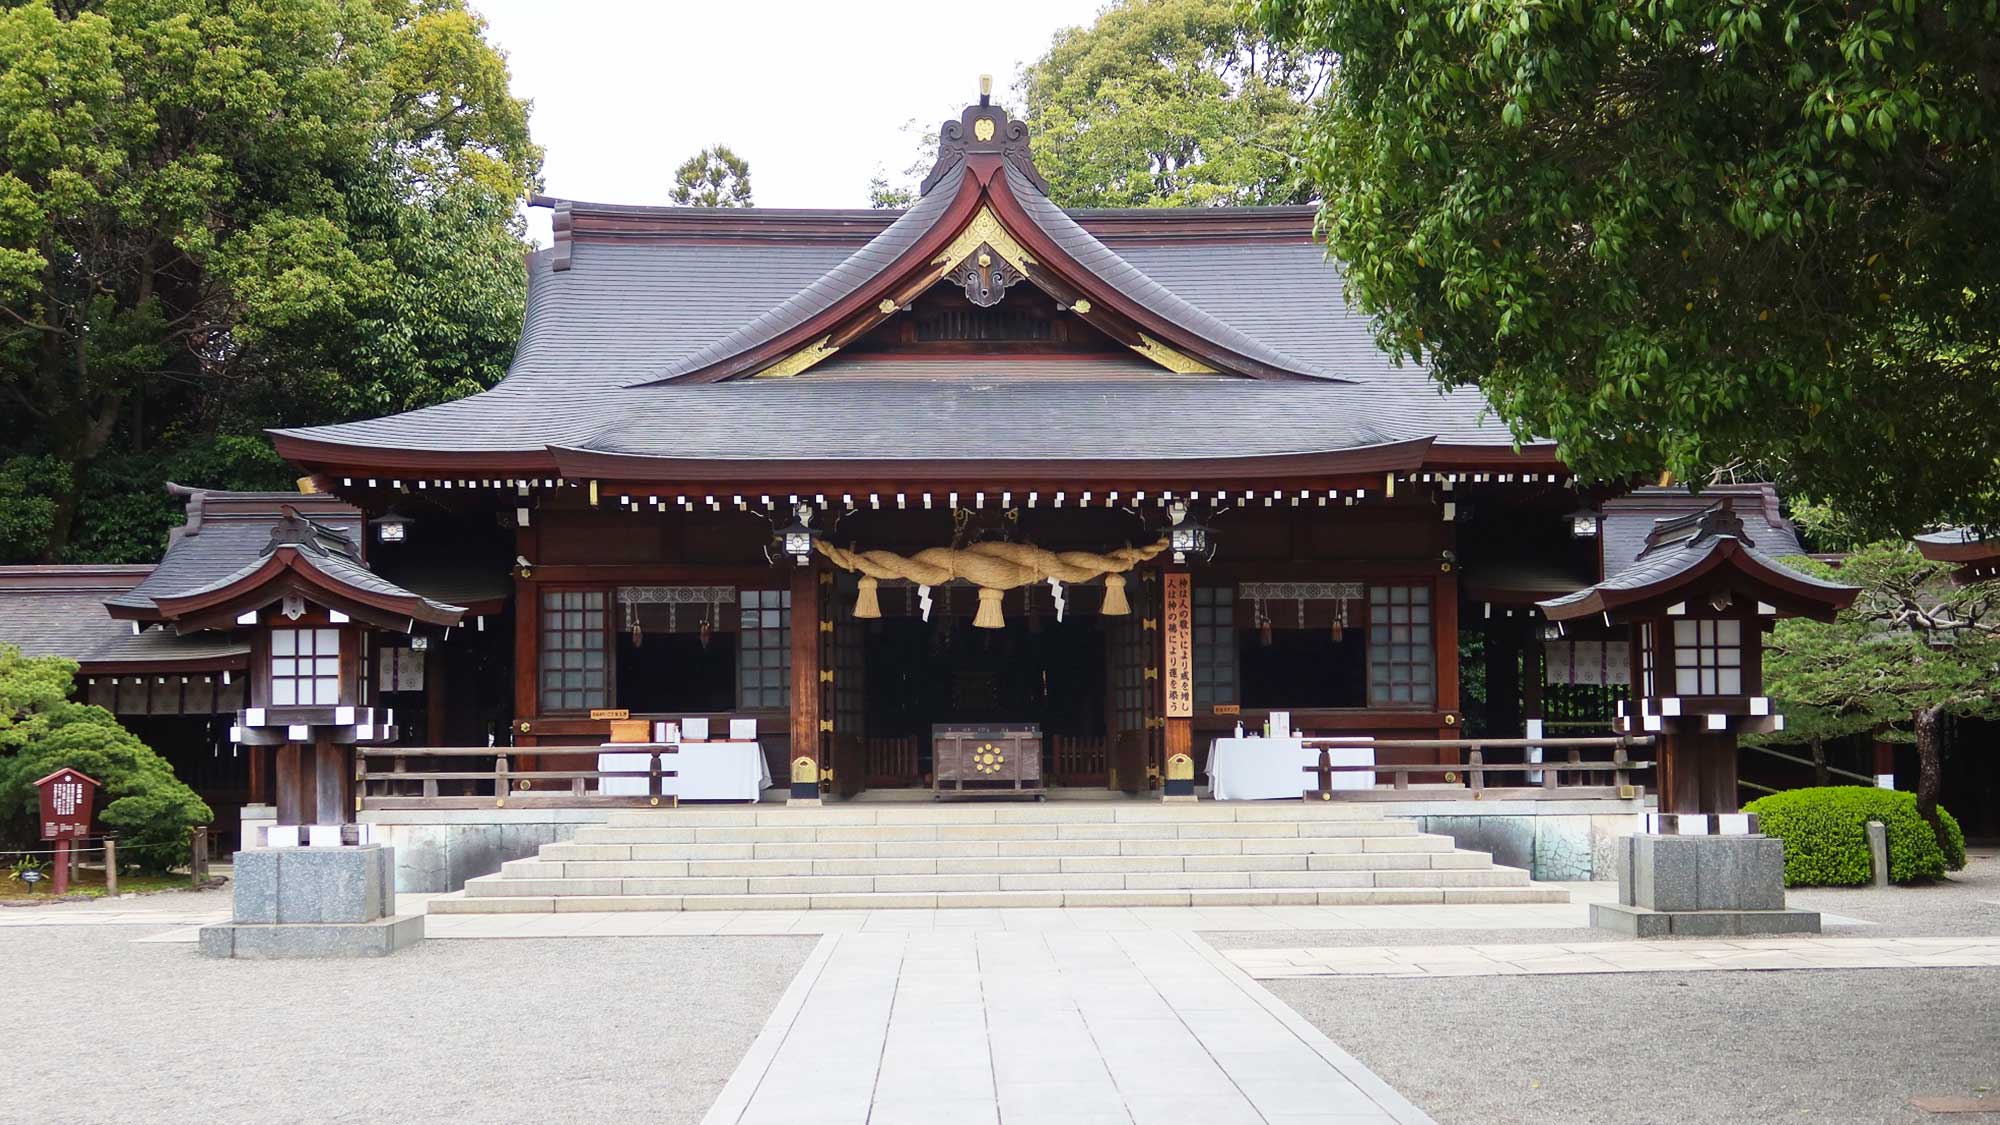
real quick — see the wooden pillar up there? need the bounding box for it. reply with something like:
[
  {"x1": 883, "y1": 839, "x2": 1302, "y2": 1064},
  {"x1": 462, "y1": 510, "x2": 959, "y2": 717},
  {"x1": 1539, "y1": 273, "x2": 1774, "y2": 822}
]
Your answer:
[
  {"x1": 1484, "y1": 616, "x2": 1522, "y2": 738},
  {"x1": 512, "y1": 520, "x2": 540, "y2": 749},
  {"x1": 1657, "y1": 729, "x2": 1740, "y2": 815},
  {"x1": 248, "y1": 744, "x2": 272, "y2": 806},
  {"x1": 312, "y1": 739, "x2": 353, "y2": 825},
  {"x1": 788, "y1": 564, "x2": 823, "y2": 804},
  {"x1": 1434, "y1": 566, "x2": 1460, "y2": 759},
  {"x1": 426, "y1": 644, "x2": 449, "y2": 746},
  {"x1": 274, "y1": 743, "x2": 307, "y2": 826},
  {"x1": 1161, "y1": 570, "x2": 1194, "y2": 800}
]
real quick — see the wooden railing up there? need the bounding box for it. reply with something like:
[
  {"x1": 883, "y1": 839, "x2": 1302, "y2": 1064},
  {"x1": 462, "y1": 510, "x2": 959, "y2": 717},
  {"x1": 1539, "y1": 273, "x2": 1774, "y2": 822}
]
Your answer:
[
  {"x1": 1301, "y1": 736, "x2": 1653, "y2": 801},
  {"x1": 864, "y1": 736, "x2": 919, "y2": 787},
  {"x1": 357, "y1": 746, "x2": 678, "y2": 810},
  {"x1": 1050, "y1": 735, "x2": 1108, "y2": 787}
]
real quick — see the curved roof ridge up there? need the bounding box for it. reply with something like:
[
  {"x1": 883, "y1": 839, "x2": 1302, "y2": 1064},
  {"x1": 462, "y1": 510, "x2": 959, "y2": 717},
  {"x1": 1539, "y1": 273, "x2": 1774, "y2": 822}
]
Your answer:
[
  {"x1": 997, "y1": 163, "x2": 1338, "y2": 383},
  {"x1": 633, "y1": 164, "x2": 970, "y2": 387}
]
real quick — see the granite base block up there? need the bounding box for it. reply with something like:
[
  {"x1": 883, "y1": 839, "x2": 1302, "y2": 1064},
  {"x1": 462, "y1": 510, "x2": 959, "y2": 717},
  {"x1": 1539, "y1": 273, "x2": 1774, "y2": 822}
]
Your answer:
[
  {"x1": 198, "y1": 914, "x2": 425, "y2": 959},
  {"x1": 1591, "y1": 902, "x2": 1821, "y2": 937},
  {"x1": 232, "y1": 843, "x2": 396, "y2": 924}
]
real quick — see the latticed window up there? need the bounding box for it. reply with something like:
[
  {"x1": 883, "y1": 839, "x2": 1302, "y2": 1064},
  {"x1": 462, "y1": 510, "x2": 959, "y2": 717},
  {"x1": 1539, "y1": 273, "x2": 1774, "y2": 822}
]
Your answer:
[
  {"x1": 1367, "y1": 585, "x2": 1434, "y2": 706},
  {"x1": 1192, "y1": 586, "x2": 1237, "y2": 709},
  {"x1": 737, "y1": 589, "x2": 791, "y2": 709},
  {"x1": 1638, "y1": 623, "x2": 1656, "y2": 696},
  {"x1": 1672, "y1": 619, "x2": 1742, "y2": 696},
  {"x1": 271, "y1": 628, "x2": 339, "y2": 706},
  {"x1": 540, "y1": 590, "x2": 607, "y2": 712}
]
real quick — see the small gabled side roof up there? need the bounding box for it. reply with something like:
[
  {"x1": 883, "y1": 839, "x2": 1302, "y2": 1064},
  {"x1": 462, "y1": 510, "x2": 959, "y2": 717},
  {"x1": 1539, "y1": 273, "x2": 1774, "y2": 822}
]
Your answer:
[
  {"x1": 1542, "y1": 502, "x2": 1857, "y2": 623},
  {"x1": 148, "y1": 507, "x2": 463, "y2": 633}
]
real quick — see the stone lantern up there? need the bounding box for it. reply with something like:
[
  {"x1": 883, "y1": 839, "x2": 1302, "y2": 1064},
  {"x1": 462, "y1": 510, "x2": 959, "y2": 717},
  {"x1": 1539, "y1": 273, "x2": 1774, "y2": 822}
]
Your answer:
[{"x1": 1541, "y1": 501, "x2": 1858, "y2": 936}]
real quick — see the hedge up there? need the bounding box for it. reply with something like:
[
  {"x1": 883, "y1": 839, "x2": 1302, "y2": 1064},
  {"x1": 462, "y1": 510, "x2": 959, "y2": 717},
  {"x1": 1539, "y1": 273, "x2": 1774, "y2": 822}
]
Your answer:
[{"x1": 1744, "y1": 787, "x2": 1966, "y2": 886}]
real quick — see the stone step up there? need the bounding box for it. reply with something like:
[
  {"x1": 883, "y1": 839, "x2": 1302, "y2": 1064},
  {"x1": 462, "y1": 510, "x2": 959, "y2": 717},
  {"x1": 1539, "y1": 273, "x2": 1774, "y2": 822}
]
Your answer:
[
  {"x1": 597, "y1": 804, "x2": 1388, "y2": 828},
  {"x1": 538, "y1": 830, "x2": 1453, "y2": 863},
  {"x1": 565, "y1": 819, "x2": 1424, "y2": 846},
  {"x1": 499, "y1": 848, "x2": 1500, "y2": 881},
  {"x1": 462, "y1": 864, "x2": 1532, "y2": 898},
  {"x1": 430, "y1": 884, "x2": 1570, "y2": 914}
]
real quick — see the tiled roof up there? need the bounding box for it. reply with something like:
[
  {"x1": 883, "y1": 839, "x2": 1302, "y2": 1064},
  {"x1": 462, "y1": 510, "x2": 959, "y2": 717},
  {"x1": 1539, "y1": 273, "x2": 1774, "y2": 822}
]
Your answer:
[
  {"x1": 0, "y1": 568, "x2": 248, "y2": 668},
  {"x1": 108, "y1": 489, "x2": 365, "y2": 613},
  {"x1": 1599, "y1": 485, "x2": 1803, "y2": 579}
]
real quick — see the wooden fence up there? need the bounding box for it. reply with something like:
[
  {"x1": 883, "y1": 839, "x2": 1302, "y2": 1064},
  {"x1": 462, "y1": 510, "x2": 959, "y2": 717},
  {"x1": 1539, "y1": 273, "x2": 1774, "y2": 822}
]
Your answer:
[
  {"x1": 1300, "y1": 736, "x2": 1653, "y2": 801},
  {"x1": 357, "y1": 746, "x2": 677, "y2": 810}
]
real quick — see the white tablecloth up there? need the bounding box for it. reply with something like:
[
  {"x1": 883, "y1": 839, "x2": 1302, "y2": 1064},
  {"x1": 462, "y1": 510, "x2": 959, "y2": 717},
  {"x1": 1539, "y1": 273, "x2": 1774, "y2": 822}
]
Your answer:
[
  {"x1": 598, "y1": 742, "x2": 772, "y2": 802},
  {"x1": 1207, "y1": 737, "x2": 1375, "y2": 800}
]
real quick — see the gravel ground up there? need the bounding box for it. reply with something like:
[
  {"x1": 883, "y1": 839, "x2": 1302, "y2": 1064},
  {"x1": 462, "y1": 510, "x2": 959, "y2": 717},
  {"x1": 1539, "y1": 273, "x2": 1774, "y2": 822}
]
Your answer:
[
  {"x1": 1268, "y1": 968, "x2": 2000, "y2": 1125},
  {"x1": 3, "y1": 926, "x2": 813, "y2": 1125}
]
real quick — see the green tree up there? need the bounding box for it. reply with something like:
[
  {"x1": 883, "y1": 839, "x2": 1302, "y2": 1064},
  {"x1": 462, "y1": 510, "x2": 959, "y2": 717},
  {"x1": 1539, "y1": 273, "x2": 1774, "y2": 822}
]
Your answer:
[
  {"x1": 670, "y1": 145, "x2": 753, "y2": 207},
  {"x1": 1761, "y1": 545, "x2": 2000, "y2": 848},
  {"x1": 0, "y1": 0, "x2": 540, "y2": 563},
  {"x1": 0, "y1": 646, "x2": 210, "y2": 871},
  {"x1": 867, "y1": 174, "x2": 914, "y2": 210},
  {"x1": 1257, "y1": 0, "x2": 2000, "y2": 535},
  {"x1": 1023, "y1": 0, "x2": 1327, "y2": 207}
]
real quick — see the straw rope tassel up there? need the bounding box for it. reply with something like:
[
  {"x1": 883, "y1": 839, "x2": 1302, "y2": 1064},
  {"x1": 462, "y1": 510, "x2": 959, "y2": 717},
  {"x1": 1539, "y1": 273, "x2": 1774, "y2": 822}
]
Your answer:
[{"x1": 815, "y1": 538, "x2": 1167, "y2": 627}]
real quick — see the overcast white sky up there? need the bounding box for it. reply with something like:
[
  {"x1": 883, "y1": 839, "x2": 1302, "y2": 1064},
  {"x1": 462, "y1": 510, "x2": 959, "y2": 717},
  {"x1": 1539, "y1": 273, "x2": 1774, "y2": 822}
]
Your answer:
[{"x1": 470, "y1": 0, "x2": 1106, "y2": 245}]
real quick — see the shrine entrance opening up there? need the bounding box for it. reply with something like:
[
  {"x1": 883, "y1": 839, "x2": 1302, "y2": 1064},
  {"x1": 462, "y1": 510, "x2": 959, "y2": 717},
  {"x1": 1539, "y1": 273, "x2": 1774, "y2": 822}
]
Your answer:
[{"x1": 830, "y1": 579, "x2": 1143, "y2": 790}]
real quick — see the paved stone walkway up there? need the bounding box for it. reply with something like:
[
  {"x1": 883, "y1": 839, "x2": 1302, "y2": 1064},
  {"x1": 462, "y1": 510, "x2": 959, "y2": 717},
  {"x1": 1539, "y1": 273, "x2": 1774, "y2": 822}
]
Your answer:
[
  {"x1": 703, "y1": 929, "x2": 1433, "y2": 1125},
  {"x1": 1226, "y1": 936, "x2": 2000, "y2": 979}
]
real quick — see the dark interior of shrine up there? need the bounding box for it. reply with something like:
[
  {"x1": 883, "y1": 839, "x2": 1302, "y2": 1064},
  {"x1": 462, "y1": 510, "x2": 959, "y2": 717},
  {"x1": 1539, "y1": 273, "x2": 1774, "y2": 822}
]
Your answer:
[{"x1": 861, "y1": 609, "x2": 1107, "y2": 772}]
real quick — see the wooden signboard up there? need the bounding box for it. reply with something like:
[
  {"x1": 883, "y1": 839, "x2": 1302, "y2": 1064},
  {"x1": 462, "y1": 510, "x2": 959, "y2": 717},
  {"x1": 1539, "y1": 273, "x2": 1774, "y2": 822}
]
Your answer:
[
  {"x1": 37, "y1": 767, "x2": 98, "y2": 841},
  {"x1": 1162, "y1": 571, "x2": 1193, "y2": 719},
  {"x1": 36, "y1": 767, "x2": 100, "y2": 896}
]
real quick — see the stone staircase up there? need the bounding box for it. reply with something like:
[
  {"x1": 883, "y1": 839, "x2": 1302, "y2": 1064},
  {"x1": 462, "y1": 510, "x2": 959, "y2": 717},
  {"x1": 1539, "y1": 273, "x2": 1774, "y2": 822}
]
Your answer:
[{"x1": 432, "y1": 803, "x2": 1567, "y2": 914}]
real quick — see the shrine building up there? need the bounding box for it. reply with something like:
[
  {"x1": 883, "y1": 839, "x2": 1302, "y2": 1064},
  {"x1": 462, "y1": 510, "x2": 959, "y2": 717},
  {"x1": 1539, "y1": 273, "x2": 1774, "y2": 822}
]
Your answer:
[{"x1": 0, "y1": 92, "x2": 1849, "y2": 900}]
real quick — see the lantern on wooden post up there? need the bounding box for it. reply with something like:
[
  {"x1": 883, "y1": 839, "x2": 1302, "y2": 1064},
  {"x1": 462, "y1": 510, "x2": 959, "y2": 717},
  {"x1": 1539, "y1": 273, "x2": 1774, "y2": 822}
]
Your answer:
[
  {"x1": 772, "y1": 504, "x2": 821, "y2": 566},
  {"x1": 1167, "y1": 501, "x2": 1214, "y2": 565}
]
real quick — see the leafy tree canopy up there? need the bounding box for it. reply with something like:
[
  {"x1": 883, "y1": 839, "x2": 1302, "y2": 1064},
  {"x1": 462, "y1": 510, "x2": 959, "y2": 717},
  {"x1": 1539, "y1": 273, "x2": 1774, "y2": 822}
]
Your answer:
[
  {"x1": 1258, "y1": 0, "x2": 2000, "y2": 535},
  {"x1": 0, "y1": 646, "x2": 211, "y2": 870},
  {"x1": 1024, "y1": 0, "x2": 1328, "y2": 207},
  {"x1": 670, "y1": 145, "x2": 753, "y2": 207},
  {"x1": 0, "y1": 0, "x2": 541, "y2": 564}
]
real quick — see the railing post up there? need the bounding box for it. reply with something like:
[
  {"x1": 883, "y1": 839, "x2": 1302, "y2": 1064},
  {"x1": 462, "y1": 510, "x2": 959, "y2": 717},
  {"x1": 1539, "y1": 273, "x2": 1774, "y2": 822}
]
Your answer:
[
  {"x1": 103, "y1": 838, "x2": 117, "y2": 897},
  {"x1": 1394, "y1": 766, "x2": 1409, "y2": 791},
  {"x1": 356, "y1": 751, "x2": 369, "y2": 808},
  {"x1": 494, "y1": 753, "x2": 510, "y2": 807},
  {"x1": 649, "y1": 750, "x2": 663, "y2": 806},
  {"x1": 190, "y1": 827, "x2": 208, "y2": 888},
  {"x1": 1613, "y1": 745, "x2": 1630, "y2": 792},
  {"x1": 1468, "y1": 748, "x2": 1484, "y2": 795}
]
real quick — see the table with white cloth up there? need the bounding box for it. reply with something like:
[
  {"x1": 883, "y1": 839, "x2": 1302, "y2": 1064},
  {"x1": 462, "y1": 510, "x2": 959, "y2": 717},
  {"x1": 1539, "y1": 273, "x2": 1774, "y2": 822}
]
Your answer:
[
  {"x1": 597, "y1": 742, "x2": 772, "y2": 802},
  {"x1": 1206, "y1": 736, "x2": 1375, "y2": 800}
]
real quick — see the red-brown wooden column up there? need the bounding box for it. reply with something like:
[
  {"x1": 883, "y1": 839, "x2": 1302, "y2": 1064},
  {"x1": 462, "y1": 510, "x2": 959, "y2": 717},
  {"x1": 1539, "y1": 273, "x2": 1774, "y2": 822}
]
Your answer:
[
  {"x1": 788, "y1": 564, "x2": 823, "y2": 804},
  {"x1": 1162, "y1": 569, "x2": 1195, "y2": 800}
]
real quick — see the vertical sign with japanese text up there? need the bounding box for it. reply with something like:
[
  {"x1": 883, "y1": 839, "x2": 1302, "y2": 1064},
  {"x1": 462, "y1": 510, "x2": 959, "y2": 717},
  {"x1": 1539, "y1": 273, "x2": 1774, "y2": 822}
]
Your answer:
[{"x1": 1163, "y1": 571, "x2": 1193, "y2": 719}]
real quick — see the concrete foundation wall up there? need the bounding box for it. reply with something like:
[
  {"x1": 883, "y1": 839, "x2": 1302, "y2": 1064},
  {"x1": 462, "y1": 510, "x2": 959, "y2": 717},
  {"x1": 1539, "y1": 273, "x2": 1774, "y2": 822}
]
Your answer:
[
  {"x1": 360, "y1": 810, "x2": 615, "y2": 892},
  {"x1": 1397, "y1": 800, "x2": 1644, "y2": 881}
]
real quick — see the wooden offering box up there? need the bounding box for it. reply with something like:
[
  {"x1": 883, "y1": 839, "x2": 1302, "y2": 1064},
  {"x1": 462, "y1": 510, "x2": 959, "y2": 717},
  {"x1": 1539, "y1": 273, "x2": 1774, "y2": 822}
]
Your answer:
[{"x1": 932, "y1": 724, "x2": 1044, "y2": 800}]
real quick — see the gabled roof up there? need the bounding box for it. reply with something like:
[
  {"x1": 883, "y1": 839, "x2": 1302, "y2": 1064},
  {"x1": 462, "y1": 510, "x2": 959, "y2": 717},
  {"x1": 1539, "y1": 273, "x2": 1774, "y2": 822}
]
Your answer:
[
  {"x1": 1542, "y1": 503, "x2": 1856, "y2": 622},
  {"x1": 270, "y1": 97, "x2": 1558, "y2": 477},
  {"x1": 148, "y1": 507, "x2": 464, "y2": 632},
  {"x1": 107, "y1": 486, "x2": 366, "y2": 618}
]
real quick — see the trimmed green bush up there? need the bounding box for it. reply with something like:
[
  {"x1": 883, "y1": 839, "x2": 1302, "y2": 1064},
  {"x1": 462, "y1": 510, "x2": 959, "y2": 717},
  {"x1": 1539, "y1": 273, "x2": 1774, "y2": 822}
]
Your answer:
[
  {"x1": 1939, "y1": 807, "x2": 1967, "y2": 872},
  {"x1": 1744, "y1": 786, "x2": 1962, "y2": 886}
]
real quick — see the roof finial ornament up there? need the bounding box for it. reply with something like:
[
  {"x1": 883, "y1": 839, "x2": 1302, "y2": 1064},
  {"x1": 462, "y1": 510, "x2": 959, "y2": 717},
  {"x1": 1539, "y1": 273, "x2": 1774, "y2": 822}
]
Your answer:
[{"x1": 919, "y1": 82, "x2": 1051, "y2": 198}]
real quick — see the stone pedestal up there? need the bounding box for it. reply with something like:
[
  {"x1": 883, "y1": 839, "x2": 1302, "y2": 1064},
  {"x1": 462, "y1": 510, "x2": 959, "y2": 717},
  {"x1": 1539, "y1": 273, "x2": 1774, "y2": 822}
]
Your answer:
[
  {"x1": 199, "y1": 842, "x2": 423, "y2": 958},
  {"x1": 1591, "y1": 832, "x2": 1820, "y2": 937}
]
